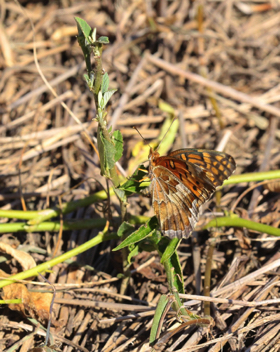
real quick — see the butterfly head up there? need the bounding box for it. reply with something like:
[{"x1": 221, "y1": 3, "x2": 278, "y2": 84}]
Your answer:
[{"x1": 148, "y1": 147, "x2": 160, "y2": 164}]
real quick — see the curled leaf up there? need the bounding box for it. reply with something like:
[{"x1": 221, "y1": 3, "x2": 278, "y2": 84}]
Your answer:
[
  {"x1": 2, "y1": 283, "x2": 53, "y2": 325},
  {"x1": 0, "y1": 242, "x2": 36, "y2": 271}
]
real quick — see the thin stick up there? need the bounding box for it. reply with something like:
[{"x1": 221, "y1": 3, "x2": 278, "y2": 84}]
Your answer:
[{"x1": 147, "y1": 54, "x2": 280, "y2": 118}]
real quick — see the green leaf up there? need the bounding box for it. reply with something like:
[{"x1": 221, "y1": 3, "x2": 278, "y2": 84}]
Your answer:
[
  {"x1": 101, "y1": 72, "x2": 109, "y2": 94},
  {"x1": 103, "y1": 138, "x2": 116, "y2": 170},
  {"x1": 150, "y1": 295, "x2": 170, "y2": 344},
  {"x1": 158, "y1": 237, "x2": 184, "y2": 294},
  {"x1": 160, "y1": 238, "x2": 180, "y2": 264},
  {"x1": 103, "y1": 89, "x2": 117, "y2": 107},
  {"x1": 97, "y1": 127, "x2": 106, "y2": 176},
  {"x1": 127, "y1": 244, "x2": 139, "y2": 264},
  {"x1": 89, "y1": 72, "x2": 95, "y2": 88},
  {"x1": 75, "y1": 17, "x2": 92, "y2": 73},
  {"x1": 138, "y1": 229, "x2": 161, "y2": 252},
  {"x1": 113, "y1": 216, "x2": 158, "y2": 251},
  {"x1": 117, "y1": 223, "x2": 140, "y2": 264},
  {"x1": 119, "y1": 165, "x2": 149, "y2": 195},
  {"x1": 138, "y1": 240, "x2": 157, "y2": 252},
  {"x1": 90, "y1": 27, "x2": 97, "y2": 43},
  {"x1": 158, "y1": 99, "x2": 175, "y2": 115},
  {"x1": 75, "y1": 17, "x2": 92, "y2": 39},
  {"x1": 157, "y1": 117, "x2": 179, "y2": 156},
  {"x1": 97, "y1": 36, "x2": 110, "y2": 44},
  {"x1": 97, "y1": 128, "x2": 116, "y2": 177},
  {"x1": 113, "y1": 130, "x2": 123, "y2": 163},
  {"x1": 168, "y1": 251, "x2": 184, "y2": 293},
  {"x1": 117, "y1": 221, "x2": 135, "y2": 238},
  {"x1": 97, "y1": 128, "x2": 122, "y2": 178},
  {"x1": 114, "y1": 188, "x2": 126, "y2": 202},
  {"x1": 98, "y1": 91, "x2": 103, "y2": 108},
  {"x1": 84, "y1": 72, "x2": 95, "y2": 89}
]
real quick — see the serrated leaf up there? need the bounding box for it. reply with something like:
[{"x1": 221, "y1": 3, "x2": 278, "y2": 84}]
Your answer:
[
  {"x1": 103, "y1": 138, "x2": 116, "y2": 170},
  {"x1": 97, "y1": 128, "x2": 116, "y2": 177},
  {"x1": 97, "y1": 128, "x2": 122, "y2": 178},
  {"x1": 103, "y1": 89, "x2": 117, "y2": 107},
  {"x1": 97, "y1": 36, "x2": 110, "y2": 44},
  {"x1": 113, "y1": 216, "x2": 158, "y2": 251},
  {"x1": 113, "y1": 130, "x2": 123, "y2": 163},
  {"x1": 101, "y1": 72, "x2": 109, "y2": 94}
]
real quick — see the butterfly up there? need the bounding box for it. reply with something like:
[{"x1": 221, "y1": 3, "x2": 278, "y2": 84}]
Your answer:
[{"x1": 142, "y1": 147, "x2": 236, "y2": 239}]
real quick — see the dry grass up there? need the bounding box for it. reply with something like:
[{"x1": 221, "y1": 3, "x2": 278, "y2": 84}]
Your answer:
[{"x1": 1, "y1": 0, "x2": 280, "y2": 351}]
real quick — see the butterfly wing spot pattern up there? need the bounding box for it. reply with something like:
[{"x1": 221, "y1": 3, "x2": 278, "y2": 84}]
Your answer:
[{"x1": 142, "y1": 147, "x2": 236, "y2": 239}]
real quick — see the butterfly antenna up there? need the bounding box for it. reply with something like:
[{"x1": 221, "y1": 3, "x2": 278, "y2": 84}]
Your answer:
[
  {"x1": 133, "y1": 126, "x2": 152, "y2": 148},
  {"x1": 155, "y1": 116, "x2": 177, "y2": 151}
]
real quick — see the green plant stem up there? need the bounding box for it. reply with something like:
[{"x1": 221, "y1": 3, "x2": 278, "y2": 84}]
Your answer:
[
  {"x1": 127, "y1": 215, "x2": 150, "y2": 224},
  {"x1": 223, "y1": 169, "x2": 280, "y2": 185},
  {"x1": 3, "y1": 169, "x2": 277, "y2": 224},
  {"x1": 163, "y1": 261, "x2": 184, "y2": 313},
  {"x1": 89, "y1": 31, "x2": 129, "y2": 294},
  {"x1": 204, "y1": 216, "x2": 280, "y2": 236},
  {"x1": 0, "y1": 299, "x2": 21, "y2": 304},
  {"x1": 110, "y1": 167, "x2": 121, "y2": 188},
  {"x1": 93, "y1": 44, "x2": 103, "y2": 96},
  {"x1": 0, "y1": 188, "x2": 115, "y2": 224},
  {"x1": 93, "y1": 47, "x2": 120, "y2": 188},
  {"x1": 163, "y1": 261, "x2": 198, "y2": 320},
  {"x1": 0, "y1": 216, "x2": 149, "y2": 234},
  {"x1": 0, "y1": 210, "x2": 40, "y2": 220},
  {"x1": 133, "y1": 170, "x2": 280, "y2": 189},
  {"x1": 0, "y1": 219, "x2": 107, "y2": 233},
  {"x1": 92, "y1": 49, "x2": 121, "y2": 187},
  {"x1": 124, "y1": 170, "x2": 280, "y2": 190},
  {"x1": 0, "y1": 231, "x2": 118, "y2": 289},
  {"x1": 203, "y1": 238, "x2": 215, "y2": 316}
]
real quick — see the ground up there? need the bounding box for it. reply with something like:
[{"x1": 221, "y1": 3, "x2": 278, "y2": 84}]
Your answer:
[{"x1": 1, "y1": 1, "x2": 280, "y2": 351}]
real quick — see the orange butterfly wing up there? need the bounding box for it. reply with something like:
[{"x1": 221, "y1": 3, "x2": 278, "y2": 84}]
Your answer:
[
  {"x1": 168, "y1": 149, "x2": 236, "y2": 187},
  {"x1": 146, "y1": 149, "x2": 236, "y2": 239}
]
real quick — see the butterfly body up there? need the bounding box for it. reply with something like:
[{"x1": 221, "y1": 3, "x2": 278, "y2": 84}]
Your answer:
[{"x1": 143, "y1": 147, "x2": 236, "y2": 239}]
